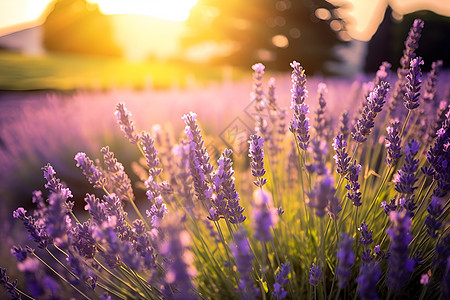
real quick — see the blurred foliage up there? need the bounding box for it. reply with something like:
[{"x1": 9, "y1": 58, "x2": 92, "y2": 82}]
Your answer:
[
  {"x1": 364, "y1": 7, "x2": 450, "y2": 72},
  {"x1": 43, "y1": 0, "x2": 122, "y2": 57},
  {"x1": 182, "y1": 0, "x2": 346, "y2": 74}
]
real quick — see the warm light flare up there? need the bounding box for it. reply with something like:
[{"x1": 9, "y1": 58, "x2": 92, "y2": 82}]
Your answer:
[{"x1": 91, "y1": 0, "x2": 198, "y2": 21}]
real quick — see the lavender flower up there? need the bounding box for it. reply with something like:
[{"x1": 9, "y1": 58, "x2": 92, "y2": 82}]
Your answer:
[
  {"x1": 422, "y1": 60, "x2": 443, "y2": 103},
  {"x1": 0, "y1": 268, "x2": 20, "y2": 299},
  {"x1": 251, "y1": 63, "x2": 267, "y2": 135},
  {"x1": 74, "y1": 152, "x2": 106, "y2": 189},
  {"x1": 309, "y1": 175, "x2": 340, "y2": 218},
  {"x1": 140, "y1": 131, "x2": 162, "y2": 177},
  {"x1": 44, "y1": 192, "x2": 71, "y2": 248},
  {"x1": 352, "y1": 81, "x2": 390, "y2": 143},
  {"x1": 84, "y1": 194, "x2": 107, "y2": 225},
  {"x1": 309, "y1": 263, "x2": 322, "y2": 286},
  {"x1": 385, "y1": 121, "x2": 403, "y2": 166},
  {"x1": 390, "y1": 19, "x2": 424, "y2": 112},
  {"x1": 422, "y1": 108, "x2": 450, "y2": 196},
  {"x1": 115, "y1": 102, "x2": 140, "y2": 144},
  {"x1": 373, "y1": 61, "x2": 391, "y2": 86},
  {"x1": 42, "y1": 164, "x2": 73, "y2": 200},
  {"x1": 72, "y1": 221, "x2": 97, "y2": 259},
  {"x1": 13, "y1": 207, "x2": 49, "y2": 249},
  {"x1": 273, "y1": 262, "x2": 290, "y2": 299},
  {"x1": 290, "y1": 61, "x2": 307, "y2": 107},
  {"x1": 339, "y1": 111, "x2": 350, "y2": 141},
  {"x1": 182, "y1": 112, "x2": 214, "y2": 202},
  {"x1": 403, "y1": 57, "x2": 424, "y2": 110},
  {"x1": 252, "y1": 189, "x2": 278, "y2": 242},
  {"x1": 425, "y1": 196, "x2": 444, "y2": 238},
  {"x1": 102, "y1": 194, "x2": 133, "y2": 241},
  {"x1": 387, "y1": 211, "x2": 414, "y2": 293},
  {"x1": 358, "y1": 222, "x2": 373, "y2": 247},
  {"x1": 101, "y1": 146, "x2": 134, "y2": 202},
  {"x1": 159, "y1": 215, "x2": 197, "y2": 300},
  {"x1": 356, "y1": 261, "x2": 381, "y2": 300},
  {"x1": 11, "y1": 246, "x2": 32, "y2": 262},
  {"x1": 212, "y1": 148, "x2": 246, "y2": 224},
  {"x1": 230, "y1": 229, "x2": 257, "y2": 299},
  {"x1": 381, "y1": 198, "x2": 397, "y2": 216},
  {"x1": 333, "y1": 134, "x2": 351, "y2": 175},
  {"x1": 67, "y1": 250, "x2": 97, "y2": 289},
  {"x1": 289, "y1": 61, "x2": 310, "y2": 150},
  {"x1": 394, "y1": 139, "x2": 420, "y2": 195},
  {"x1": 337, "y1": 233, "x2": 355, "y2": 289},
  {"x1": 345, "y1": 162, "x2": 362, "y2": 207},
  {"x1": 146, "y1": 195, "x2": 169, "y2": 228},
  {"x1": 314, "y1": 82, "x2": 328, "y2": 137},
  {"x1": 248, "y1": 134, "x2": 267, "y2": 187}
]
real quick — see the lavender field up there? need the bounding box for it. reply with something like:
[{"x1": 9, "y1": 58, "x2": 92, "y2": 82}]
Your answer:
[{"x1": 1, "y1": 18, "x2": 449, "y2": 300}]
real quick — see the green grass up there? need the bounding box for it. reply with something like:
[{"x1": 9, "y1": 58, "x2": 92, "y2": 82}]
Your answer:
[{"x1": 0, "y1": 51, "x2": 244, "y2": 90}]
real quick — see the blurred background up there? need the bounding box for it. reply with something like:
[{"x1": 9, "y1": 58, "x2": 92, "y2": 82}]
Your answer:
[{"x1": 0, "y1": 0, "x2": 448, "y2": 90}]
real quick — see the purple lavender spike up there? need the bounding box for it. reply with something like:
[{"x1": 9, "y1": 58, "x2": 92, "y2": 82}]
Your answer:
[
  {"x1": 273, "y1": 262, "x2": 290, "y2": 299},
  {"x1": 248, "y1": 134, "x2": 267, "y2": 187},
  {"x1": 309, "y1": 263, "x2": 322, "y2": 286},
  {"x1": 115, "y1": 102, "x2": 140, "y2": 144},
  {"x1": 390, "y1": 19, "x2": 424, "y2": 113},
  {"x1": 352, "y1": 81, "x2": 390, "y2": 143},
  {"x1": 345, "y1": 162, "x2": 362, "y2": 207},
  {"x1": 289, "y1": 61, "x2": 310, "y2": 150},
  {"x1": 75, "y1": 152, "x2": 106, "y2": 189},
  {"x1": 385, "y1": 121, "x2": 403, "y2": 166},
  {"x1": 403, "y1": 57, "x2": 424, "y2": 110},
  {"x1": 358, "y1": 222, "x2": 373, "y2": 247},
  {"x1": 333, "y1": 134, "x2": 350, "y2": 176},
  {"x1": 393, "y1": 139, "x2": 420, "y2": 196}
]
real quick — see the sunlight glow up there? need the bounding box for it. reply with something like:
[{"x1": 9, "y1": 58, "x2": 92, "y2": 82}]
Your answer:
[{"x1": 91, "y1": 0, "x2": 198, "y2": 21}]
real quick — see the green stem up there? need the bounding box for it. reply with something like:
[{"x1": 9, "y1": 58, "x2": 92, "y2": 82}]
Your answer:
[{"x1": 32, "y1": 251, "x2": 92, "y2": 300}]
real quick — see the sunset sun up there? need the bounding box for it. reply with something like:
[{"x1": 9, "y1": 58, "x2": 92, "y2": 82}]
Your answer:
[{"x1": 92, "y1": 0, "x2": 198, "y2": 21}]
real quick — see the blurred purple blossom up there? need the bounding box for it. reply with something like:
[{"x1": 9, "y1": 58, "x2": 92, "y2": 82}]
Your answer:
[
  {"x1": 387, "y1": 211, "x2": 414, "y2": 293},
  {"x1": 358, "y1": 222, "x2": 373, "y2": 247},
  {"x1": 229, "y1": 229, "x2": 257, "y2": 299},
  {"x1": 273, "y1": 262, "x2": 290, "y2": 299},
  {"x1": 252, "y1": 189, "x2": 278, "y2": 242},
  {"x1": 356, "y1": 261, "x2": 381, "y2": 300},
  {"x1": 337, "y1": 233, "x2": 355, "y2": 289},
  {"x1": 309, "y1": 263, "x2": 322, "y2": 286}
]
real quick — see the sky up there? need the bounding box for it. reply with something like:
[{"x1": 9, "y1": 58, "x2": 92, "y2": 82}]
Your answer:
[{"x1": 0, "y1": 0, "x2": 449, "y2": 39}]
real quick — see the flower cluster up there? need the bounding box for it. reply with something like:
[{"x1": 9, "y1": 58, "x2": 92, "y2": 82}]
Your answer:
[{"x1": 2, "y1": 18, "x2": 449, "y2": 300}]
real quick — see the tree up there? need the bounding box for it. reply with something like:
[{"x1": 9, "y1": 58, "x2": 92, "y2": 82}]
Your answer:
[
  {"x1": 182, "y1": 0, "x2": 346, "y2": 74},
  {"x1": 43, "y1": 0, "x2": 122, "y2": 57}
]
